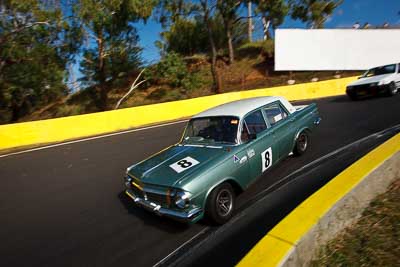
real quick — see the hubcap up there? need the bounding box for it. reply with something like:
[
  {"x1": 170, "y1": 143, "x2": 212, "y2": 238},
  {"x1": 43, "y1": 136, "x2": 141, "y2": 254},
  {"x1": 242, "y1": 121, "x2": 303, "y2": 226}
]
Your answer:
[
  {"x1": 216, "y1": 189, "x2": 233, "y2": 217},
  {"x1": 298, "y1": 134, "x2": 308, "y2": 151}
]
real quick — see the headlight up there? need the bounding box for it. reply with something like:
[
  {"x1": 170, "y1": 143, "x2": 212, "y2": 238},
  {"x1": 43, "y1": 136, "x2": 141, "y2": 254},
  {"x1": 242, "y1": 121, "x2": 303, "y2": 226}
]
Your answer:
[
  {"x1": 174, "y1": 191, "x2": 191, "y2": 209},
  {"x1": 125, "y1": 175, "x2": 132, "y2": 183},
  {"x1": 124, "y1": 174, "x2": 132, "y2": 187}
]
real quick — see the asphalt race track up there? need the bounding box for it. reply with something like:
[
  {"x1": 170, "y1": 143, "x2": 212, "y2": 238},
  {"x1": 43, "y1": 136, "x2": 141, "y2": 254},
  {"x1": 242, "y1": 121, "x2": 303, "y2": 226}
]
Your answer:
[{"x1": 1, "y1": 95, "x2": 399, "y2": 267}]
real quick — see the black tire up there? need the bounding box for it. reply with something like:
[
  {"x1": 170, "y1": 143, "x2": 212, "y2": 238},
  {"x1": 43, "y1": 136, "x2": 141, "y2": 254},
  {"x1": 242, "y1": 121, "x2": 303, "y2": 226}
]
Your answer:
[
  {"x1": 387, "y1": 82, "x2": 398, "y2": 96},
  {"x1": 293, "y1": 131, "x2": 309, "y2": 156},
  {"x1": 205, "y1": 182, "x2": 235, "y2": 225}
]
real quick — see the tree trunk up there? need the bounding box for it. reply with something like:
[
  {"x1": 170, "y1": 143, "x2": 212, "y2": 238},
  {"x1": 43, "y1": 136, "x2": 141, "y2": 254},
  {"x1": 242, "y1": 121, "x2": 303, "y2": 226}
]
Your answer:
[
  {"x1": 98, "y1": 85, "x2": 108, "y2": 110},
  {"x1": 226, "y1": 23, "x2": 234, "y2": 64},
  {"x1": 202, "y1": 2, "x2": 222, "y2": 93},
  {"x1": 97, "y1": 31, "x2": 108, "y2": 110},
  {"x1": 208, "y1": 28, "x2": 222, "y2": 93},
  {"x1": 247, "y1": 1, "x2": 253, "y2": 42},
  {"x1": 261, "y1": 17, "x2": 271, "y2": 40},
  {"x1": 11, "y1": 106, "x2": 19, "y2": 122},
  {"x1": 10, "y1": 100, "x2": 20, "y2": 122}
]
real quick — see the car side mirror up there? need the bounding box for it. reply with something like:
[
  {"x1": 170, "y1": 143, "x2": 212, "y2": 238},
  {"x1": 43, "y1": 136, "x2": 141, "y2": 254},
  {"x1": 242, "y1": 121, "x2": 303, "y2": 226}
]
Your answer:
[{"x1": 249, "y1": 133, "x2": 257, "y2": 140}]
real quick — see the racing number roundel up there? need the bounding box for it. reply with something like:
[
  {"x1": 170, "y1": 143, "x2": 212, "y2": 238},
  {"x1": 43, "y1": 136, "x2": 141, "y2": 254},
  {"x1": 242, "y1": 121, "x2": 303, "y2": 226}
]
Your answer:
[{"x1": 261, "y1": 147, "x2": 272, "y2": 172}]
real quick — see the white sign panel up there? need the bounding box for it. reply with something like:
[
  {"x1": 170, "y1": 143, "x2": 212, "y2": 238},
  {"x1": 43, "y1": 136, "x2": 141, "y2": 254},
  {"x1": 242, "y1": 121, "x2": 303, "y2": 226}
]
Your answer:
[{"x1": 275, "y1": 29, "x2": 400, "y2": 71}]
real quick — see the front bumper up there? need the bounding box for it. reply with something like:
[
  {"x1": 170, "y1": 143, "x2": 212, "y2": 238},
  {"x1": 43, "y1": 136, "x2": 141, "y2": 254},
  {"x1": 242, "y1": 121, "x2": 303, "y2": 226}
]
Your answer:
[
  {"x1": 346, "y1": 83, "x2": 390, "y2": 97},
  {"x1": 125, "y1": 189, "x2": 202, "y2": 223}
]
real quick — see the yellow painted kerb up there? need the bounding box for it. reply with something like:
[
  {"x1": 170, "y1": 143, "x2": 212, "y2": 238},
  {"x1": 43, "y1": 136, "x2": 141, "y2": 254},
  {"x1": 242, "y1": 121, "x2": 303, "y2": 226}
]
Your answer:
[
  {"x1": 0, "y1": 76, "x2": 356, "y2": 151},
  {"x1": 237, "y1": 133, "x2": 400, "y2": 267}
]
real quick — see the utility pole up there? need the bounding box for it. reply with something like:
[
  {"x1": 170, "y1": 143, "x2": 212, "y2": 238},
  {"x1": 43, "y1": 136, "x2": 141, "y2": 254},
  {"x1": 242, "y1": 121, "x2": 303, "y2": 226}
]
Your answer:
[{"x1": 248, "y1": 0, "x2": 253, "y2": 42}]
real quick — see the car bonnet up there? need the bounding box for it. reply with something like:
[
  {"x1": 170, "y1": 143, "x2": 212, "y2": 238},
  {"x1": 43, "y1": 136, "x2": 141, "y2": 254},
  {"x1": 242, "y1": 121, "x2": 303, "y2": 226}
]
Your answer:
[
  {"x1": 128, "y1": 144, "x2": 228, "y2": 187},
  {"x1": 348, "y1": 73, "x2": 394, "y2": 86}
]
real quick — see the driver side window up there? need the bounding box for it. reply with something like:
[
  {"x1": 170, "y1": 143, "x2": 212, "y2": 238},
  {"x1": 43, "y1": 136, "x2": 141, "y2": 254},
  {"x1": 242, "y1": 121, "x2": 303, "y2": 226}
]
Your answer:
[{"x1": 244, "y1": 110, "x2": 267, "y2": 134}]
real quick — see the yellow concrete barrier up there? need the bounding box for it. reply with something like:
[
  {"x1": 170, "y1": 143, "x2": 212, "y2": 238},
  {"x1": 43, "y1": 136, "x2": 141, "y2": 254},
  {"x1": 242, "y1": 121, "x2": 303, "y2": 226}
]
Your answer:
[
  {"x1": 237, "y1": 133, "x2": 400, "y2": 267},
  {"x1": 0, "y1": 76, "x2": 356, "y2": 151}
]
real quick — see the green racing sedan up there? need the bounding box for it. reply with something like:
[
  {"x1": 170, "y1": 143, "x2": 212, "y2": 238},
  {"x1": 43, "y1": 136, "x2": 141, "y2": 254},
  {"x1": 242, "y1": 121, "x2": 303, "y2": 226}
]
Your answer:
[{"x1": 124, "y1": 96, "x2": 321, "y2": 224}]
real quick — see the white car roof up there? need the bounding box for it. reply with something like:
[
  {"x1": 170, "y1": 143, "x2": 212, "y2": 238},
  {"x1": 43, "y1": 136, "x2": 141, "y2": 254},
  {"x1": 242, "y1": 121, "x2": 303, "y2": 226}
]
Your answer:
[{"x1": 193, "y1": 96, "x2": 296, "y2": 120}]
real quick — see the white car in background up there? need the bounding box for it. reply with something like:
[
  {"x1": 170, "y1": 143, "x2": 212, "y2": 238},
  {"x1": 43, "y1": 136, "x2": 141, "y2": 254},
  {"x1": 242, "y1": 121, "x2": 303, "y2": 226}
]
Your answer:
[{"x1": 346, "y1": 63, "x2": 400, "y2": 100}]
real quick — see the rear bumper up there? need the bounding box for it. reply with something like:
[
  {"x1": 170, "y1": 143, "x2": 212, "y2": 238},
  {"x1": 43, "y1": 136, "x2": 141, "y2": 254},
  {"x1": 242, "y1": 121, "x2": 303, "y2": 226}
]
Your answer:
[
  {"x1": 346, "y1": 83, "x2": 390, "y2": 97},
  {"x1": 125, "y1": 189, "x2": 203, "y2": 223}
]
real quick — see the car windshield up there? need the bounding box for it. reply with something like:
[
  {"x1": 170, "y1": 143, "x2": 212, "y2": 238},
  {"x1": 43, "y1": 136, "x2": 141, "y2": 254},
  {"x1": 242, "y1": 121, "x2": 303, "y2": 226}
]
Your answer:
[
  {"x1": 362, "y1": 64, "x2": 396, "y2": 78},
  {"x1": 182, "y1": 116, "x2": 239, "y2": 145}
]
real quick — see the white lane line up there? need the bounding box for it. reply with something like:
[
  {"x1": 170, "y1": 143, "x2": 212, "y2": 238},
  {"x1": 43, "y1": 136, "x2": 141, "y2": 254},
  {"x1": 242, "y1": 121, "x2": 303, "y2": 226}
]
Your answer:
[
  {"x1": 0, "y1": 120, "x2": 189, "y2": 159},
  {"x1": 153, "y1": 227, "x2": 209, "y2": 267}
]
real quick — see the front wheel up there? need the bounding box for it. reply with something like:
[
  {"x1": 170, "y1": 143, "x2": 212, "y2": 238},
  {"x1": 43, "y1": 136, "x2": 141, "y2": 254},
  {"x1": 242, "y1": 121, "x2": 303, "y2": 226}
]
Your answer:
[
  {"x1": 387, "y1": 82, "x2": 398, "y2": 96},
  {"x1": 205, "y1": 182, "x2": 235, "y2": 225},
  {"x1": 293, "y1": 131, "x2": 309, "y2": 156}
]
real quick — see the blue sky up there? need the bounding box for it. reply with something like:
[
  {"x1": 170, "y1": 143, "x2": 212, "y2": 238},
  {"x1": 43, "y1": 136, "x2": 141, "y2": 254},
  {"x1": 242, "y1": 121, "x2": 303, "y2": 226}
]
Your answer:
[{"x1": 135, "y1": 0, "x2": 400, "y2": 64}]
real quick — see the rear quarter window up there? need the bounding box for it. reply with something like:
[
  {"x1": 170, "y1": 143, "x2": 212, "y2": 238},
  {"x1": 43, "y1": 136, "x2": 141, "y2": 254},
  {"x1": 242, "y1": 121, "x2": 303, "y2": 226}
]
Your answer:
[{"x1": 264, "y1": 103, "x2": 288, "y2": 126}]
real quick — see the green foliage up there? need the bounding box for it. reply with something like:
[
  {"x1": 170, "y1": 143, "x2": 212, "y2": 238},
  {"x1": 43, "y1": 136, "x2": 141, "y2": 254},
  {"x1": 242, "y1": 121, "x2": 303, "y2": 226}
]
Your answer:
[
  {"x1": 216, "y1": 0, "x2": 241, "y2": 29},
  {"x1": 238, "y1": 40, "x2": 275, "y2": 56},
  {"x1": 216, "y1": 0, "x2": 242, "y2": 62},
  {"x1": 79, "y1": 30, "x2": 142, "y2": 87},
  {"x1": 160, "y1": 18, "x2": 209, "y2": 56},
  {"x1": 158, "y1": 15, "x2": 247, "y2": 57},
  {"x1": 0, "y1": 0, "x2": 80, "y2": 123},
  {"x1": 77, "y1": 0, "x2": 158, "y2": 110},
  {"x1": 145, "y1": 52, "x2": 200, "y2": 91},
  {"x1": 157, "y1": 0, "x2": 199, "y2": 27},
  {"x1": 255, "y1": 0, "x2": 289, "y2": 29},
  {"x1": 56, "y1": 104, "x2": 83, "y2": 117},
  {"x1": 290, "y1": 0, "x2": 343, "y2": 28}
]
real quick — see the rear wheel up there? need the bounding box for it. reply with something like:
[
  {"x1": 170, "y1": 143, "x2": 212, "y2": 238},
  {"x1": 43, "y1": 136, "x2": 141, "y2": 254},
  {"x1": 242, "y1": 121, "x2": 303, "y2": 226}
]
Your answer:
[
  {"x1": 294, "y1": 131, "x2": 309, "y2": 156},
  {"x1": 387, "y1": 82, "x2": 398, "y2": 96},
  {"x1": 205, "y1": 182, "x2": 235, "y2": 225}
]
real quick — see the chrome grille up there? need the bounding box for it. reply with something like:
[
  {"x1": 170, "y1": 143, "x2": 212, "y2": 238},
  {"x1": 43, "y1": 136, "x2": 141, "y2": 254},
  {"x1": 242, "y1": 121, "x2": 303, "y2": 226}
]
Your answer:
[
  {"x1": 127, "y1": 174, "x2": 169, "y2": 207},
  {"x1": 131, "y1": 183, "x2": 144, "y2": 198},
  {"x1": 131, "y1": 176, "x2": 142, "y2": 186},
  {"x1": 146, "y1": 191, "x2": 168, "y2": 207}
]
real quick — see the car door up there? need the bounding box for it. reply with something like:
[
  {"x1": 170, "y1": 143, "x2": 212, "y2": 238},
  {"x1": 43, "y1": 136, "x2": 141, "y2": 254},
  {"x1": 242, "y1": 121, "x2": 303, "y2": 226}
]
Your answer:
[
  {"x1": 228, "y1": 143, "x2": 251, "y2": 189},
  {"x1": 241, "y1": 109, "x2": 277, "y2": 184},
  {"x1": 262, "y1": 102, "x2": 296, "y2": 159}
]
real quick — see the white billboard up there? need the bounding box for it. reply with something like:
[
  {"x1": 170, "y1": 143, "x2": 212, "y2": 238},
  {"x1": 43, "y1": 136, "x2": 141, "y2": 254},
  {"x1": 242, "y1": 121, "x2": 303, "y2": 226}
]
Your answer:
[{"x1": 275, "y1": 29, "x2": 400, "y2": 71}]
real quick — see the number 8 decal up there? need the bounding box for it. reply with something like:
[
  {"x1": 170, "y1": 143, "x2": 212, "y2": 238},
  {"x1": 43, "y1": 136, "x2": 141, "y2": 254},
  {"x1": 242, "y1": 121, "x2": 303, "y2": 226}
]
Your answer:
[
  {"x1": 261, "y1": 147, "x2": 272, "y2": 172},
  {"x1": 177, "y1": 159, "x2": 192, "y2": 168},
  {"x1": 170, "y1": 156, "x2": 199, "y2": 173}
]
